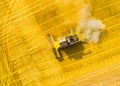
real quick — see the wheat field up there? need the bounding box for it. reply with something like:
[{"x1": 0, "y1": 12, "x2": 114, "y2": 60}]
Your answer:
[{"x1": 0, "y1": 0, "x2": 120, "y2": 86}]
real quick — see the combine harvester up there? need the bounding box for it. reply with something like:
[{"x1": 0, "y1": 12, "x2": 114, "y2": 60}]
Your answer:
[{"x1": 47, "y1": 29, "x2": 90, "y2": 61}]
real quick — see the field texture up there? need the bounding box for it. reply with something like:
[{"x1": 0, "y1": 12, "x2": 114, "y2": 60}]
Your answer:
[{"x1": 0, "y1": 0, "x2": 120, "y2": 86}]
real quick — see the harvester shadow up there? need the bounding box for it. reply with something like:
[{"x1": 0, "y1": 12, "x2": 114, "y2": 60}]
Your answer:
[{"x1": 62, "y1": 42, "x2": 84, "y2": 60}]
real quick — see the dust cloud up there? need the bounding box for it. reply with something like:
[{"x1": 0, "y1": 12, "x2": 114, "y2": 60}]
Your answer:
[{"x1": 76, "y1": 4, "x2": 105, "y2": 43}]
